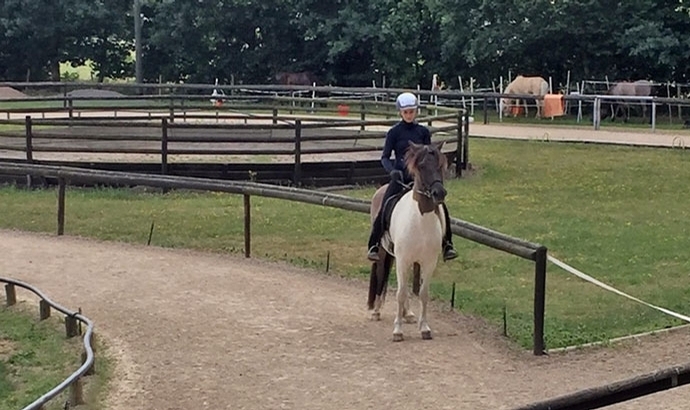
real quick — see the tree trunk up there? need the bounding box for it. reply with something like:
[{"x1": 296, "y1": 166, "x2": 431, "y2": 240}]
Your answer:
[{"x1": 49, "y1": 60, "x2": 61, "y2": 81}]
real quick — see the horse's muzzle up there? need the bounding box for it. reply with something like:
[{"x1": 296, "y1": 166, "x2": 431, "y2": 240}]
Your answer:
[{"x1": 430, "y1": 182, "x2": 447, "y2": 204}]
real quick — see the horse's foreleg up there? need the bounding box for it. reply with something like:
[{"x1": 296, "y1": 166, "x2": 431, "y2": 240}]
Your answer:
[
  {"x1": 402, "y1": 263, "x2": 419, "y2": 323},
  {"x1": 393, "y1": 262, "x2": 408, "y2": 342},
  {"x1": 402, "y1": 290, "x2": 416, "y2": 324},
  {"x1": 418, "y1": 268, "x2": 433, "y2": 340}
]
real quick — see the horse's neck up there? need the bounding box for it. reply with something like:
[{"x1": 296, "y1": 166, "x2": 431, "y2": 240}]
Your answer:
[{"x1": 412, "y1": 184, "x2": 440, "y2": 215}]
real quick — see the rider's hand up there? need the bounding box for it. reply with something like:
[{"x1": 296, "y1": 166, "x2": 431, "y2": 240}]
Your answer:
[{"x1": 389, "y1": 169, "x2": 404, "y2": 181}]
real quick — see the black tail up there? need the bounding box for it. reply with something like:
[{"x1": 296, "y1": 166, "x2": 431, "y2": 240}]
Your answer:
[{"x1": 367, "y1": 254, "x2": 392, "y2": 310}]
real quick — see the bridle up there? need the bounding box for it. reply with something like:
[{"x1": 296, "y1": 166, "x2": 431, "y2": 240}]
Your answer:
[
  {"x1": 414, "y1": 179, "x2": 444, "y2": 199},
  {"x1": 401, "y1": 145, "x2": 446, "y2": 200}
]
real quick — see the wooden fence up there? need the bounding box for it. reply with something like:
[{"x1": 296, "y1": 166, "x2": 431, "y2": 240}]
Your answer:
[
  {"x1": 1, "y1": 276, "x2": 95, "y2": 410},
  {"x1": 0, "y1": 102, "x2": 470, "y2": 187}
]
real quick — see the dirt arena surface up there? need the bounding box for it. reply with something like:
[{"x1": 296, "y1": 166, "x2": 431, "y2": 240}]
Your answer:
[{"x1": 2, "y1": 229, "x2": 690, "y2": 409}]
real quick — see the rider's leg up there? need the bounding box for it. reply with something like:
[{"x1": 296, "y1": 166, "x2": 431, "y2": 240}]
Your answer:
[
  {"x1": 441, "y1": 202, "x2": 458, "y2": 262},
  {"x1": 367, "y1": 174, "x2": 405, "y2": 261}
]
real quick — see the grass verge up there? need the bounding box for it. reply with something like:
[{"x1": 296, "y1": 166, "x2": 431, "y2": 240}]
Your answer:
[{"x1": 0, "y1": 301, "x2": 112, "y2": 410}]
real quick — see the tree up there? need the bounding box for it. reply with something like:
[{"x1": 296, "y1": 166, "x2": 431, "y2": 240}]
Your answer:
[{"x1": 0, "y1": 0, "x2": 133, "y2": 82}]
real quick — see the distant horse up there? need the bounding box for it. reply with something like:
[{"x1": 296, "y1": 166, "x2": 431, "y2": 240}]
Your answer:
[
  {"x1": 500, "y1": 75, "x2": 550, "y2": 118},
  {"x1": 606, "y1": 80, "x2": 653, "y2": 122},
  {"x1": 275, "y1": 71, "x2": 318, "y2": 86},
  {"x1": 431, "y1": 74, "x2": 445, "y2": 91},
  {"x1": 367, "y1": 141, "x2": 448, "y2": 342}
]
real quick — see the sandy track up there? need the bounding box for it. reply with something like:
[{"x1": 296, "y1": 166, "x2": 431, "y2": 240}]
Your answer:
[
  {"x1": 2, "y1": 229, "x2": 690, "y2": 409},
  {"x1": 469, "y1": 122, "x2": 690, "y2": 148}
]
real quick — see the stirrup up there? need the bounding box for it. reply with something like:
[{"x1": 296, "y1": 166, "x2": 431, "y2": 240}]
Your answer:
[
  {"x1": 443, "y1": 245, "x2": 458, "y2": 262},
  {"x1": 367, "y1": 246, "x2": 380, "y2": 261}
]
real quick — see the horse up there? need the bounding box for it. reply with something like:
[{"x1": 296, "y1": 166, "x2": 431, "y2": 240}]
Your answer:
[
  {"x1": 605, "y1": 80, "x2": 653, "y2": 122},
  {"x1": 367, "y1": 141, "x2": 449, "y2": 342},
  {"x1": 274, "y1": 71, "x2": 317, "y2": 86},
  {"x1": 500, "y1": 75, "x2": 550, "y2": 118}
]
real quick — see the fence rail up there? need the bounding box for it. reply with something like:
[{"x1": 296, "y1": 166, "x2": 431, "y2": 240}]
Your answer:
[
  {"x1": 1, "y1": 276, "x2": 95, "y2": 410},
  {"x1": 512, "y1": 361, "x2": 690, "y2": 410}
]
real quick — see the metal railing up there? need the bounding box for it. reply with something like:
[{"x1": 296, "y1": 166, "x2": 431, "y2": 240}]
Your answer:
[{"x1": 1, "y1": 276, "x2": 95, "y2": 410}]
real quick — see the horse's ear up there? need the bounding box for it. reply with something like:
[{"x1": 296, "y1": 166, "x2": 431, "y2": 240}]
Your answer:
[
  {"x1": 432, "y1": 140, "x2": 445, "y2": 151},
  {"x1": 408, "y1": 141, "x2": 423, "y2": 150}
]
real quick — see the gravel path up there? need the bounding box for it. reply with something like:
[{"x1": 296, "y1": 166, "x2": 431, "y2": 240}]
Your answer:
[{"x1": 2, "y1": 229, "x2": 690, "y2": 409}]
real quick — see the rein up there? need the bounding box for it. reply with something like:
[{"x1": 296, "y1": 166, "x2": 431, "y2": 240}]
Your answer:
[{"x1": 414, "y1": 179, "x2": 443, "y2": 199}]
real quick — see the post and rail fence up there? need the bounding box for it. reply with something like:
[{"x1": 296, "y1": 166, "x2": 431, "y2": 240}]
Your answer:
[{"x1": 0, "y1": 108, "x2": 470, "y2": 187}]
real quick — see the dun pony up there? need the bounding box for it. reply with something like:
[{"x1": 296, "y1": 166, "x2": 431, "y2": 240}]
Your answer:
[{"x1": 500, "y1": 75, "x2": 550, "y2": 118}]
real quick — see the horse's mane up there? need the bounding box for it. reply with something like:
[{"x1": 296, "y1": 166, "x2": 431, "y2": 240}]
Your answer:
[{"x1": 404, "y1": 143, "x2": 447, "y2": 177}]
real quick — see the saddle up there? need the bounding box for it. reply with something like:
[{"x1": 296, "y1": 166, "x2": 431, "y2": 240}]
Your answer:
[{"x1": 378, "y1": 185, "x2": 412, "y2": 256}]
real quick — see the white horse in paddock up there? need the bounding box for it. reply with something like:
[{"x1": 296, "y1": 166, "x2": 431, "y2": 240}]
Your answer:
[
  {"x1": 367, "y1": 141, "x2": 448, "y2": 341},
  {"x1": 501, "y1": 75, "x2": 550, "y2": 118}
]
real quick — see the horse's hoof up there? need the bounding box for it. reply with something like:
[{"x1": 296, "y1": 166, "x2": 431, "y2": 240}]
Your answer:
[
  {"x1": 393, "y1": 333, "x2": 404, "y2": 342},
  {"x1": 421, "y1": 331, "x2": 433, "y2": 340},
  {"x1": 370, "y1": 312, "x2": 381, "y2": 321}
]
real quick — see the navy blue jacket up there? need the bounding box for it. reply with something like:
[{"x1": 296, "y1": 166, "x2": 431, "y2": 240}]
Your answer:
[{"x1": 381, "y1": 121, "x2": 431, "y2": 181}]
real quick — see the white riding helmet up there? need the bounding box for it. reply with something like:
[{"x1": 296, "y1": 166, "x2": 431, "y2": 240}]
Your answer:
[{"x1": 396, "y1": 92, "x2": 418, "y2": 110}]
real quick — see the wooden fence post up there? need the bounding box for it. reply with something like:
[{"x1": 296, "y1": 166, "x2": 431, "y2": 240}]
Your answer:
[
  {"x1": 70, "y1": 378, "x2": 84, "y2": 405},
  {"x1": 67, "y1": 98, "x2": 74, "y2": 125},
  {"x1": 65, "y1": 315, "x2": 79, "y2": 338},
  {"x1": 533, "y1": 246, "x2": 547, "y2": 356},
  {"x1": 456, "y1": 112, "x2": 463, "y2": 178},
  {"x1": 25, "y1": 115, "x2": 33, "y2": 162},
  {"x1": 244, "y1": 194, "x2": 251, "y2": 258},
  {"x1": 462, "y1": 111, "x2": 470, "y2": 170},
  {"x1": 5, "y1": 284, "x2": 16, "y2": 306},
  {"x1": 161, "y1": 118, "x2": 169, "y2": 175},
  {"x1": 81, "y1": 350, "x2": 95, "y2": 376},
  {"x1": 360, "y1": 102, "x2": 366, "y2": 131},
  {"x1": 57, "y1": 178, "x2": 66, "y2": 236},
  {"x1": 483, "y1": 97, "x2": 489, "y2": 124},
  {"x1": 272, "y1": 108, "x2": 278, "y2": 125},
  {"x1": 293, "y1": 120, "x2": 302, "y2": 186},
  {"x1": 25, "y1": 115, "x2": 33, "y2": 188},
  {"x1": 39, "y1": 300, "x2": 51, "y2": 320},
  {"x1": 168, "y1": 90, "x2": 175, "y2": 122}
]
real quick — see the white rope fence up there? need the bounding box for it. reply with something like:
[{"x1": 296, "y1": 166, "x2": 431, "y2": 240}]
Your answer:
[{"x1": 548, "y1": 255, "x2": 690, "y2": 323}]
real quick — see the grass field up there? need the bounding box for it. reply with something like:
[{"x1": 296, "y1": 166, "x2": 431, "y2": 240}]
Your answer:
[
  {"x1": 1, "y1": 138, "x2": 690, "y2": 350},
  {"x1": 0, "y1": 302, "x2": 111, "y2": 410}
]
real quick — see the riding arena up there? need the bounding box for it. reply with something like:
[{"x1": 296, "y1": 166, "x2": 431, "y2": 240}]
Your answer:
[{"x1": 2, "y1": 79, "x2": 690, "y2": 410}]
